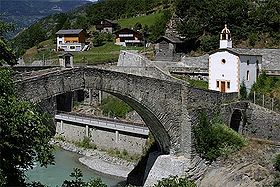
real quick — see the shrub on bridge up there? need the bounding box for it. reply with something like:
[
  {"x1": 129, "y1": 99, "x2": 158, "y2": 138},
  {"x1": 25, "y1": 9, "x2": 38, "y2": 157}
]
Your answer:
[{"x1": 194, "y1": 113, "x2": 247, "y2": 161}]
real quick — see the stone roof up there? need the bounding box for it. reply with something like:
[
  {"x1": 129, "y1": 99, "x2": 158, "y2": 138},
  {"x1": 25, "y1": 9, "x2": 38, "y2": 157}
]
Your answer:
[
  {"x1": 56, "y1": 29, "x2": 84, "y2": 35},
  {"x1": 181, "y1": 54, "x2": 209, "y2": 69},
  {"x1": 228, "y1": 48, "x2": 280, "y2": 70},
  {"x1": 156, "y1": 35, "x2": 185, "y2": 44}
]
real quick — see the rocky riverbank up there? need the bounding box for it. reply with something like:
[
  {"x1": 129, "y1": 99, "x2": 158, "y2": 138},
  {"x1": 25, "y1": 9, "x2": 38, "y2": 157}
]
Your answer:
[{"x1": 51, "y1": 139, "x2": 136, "y2": 178}]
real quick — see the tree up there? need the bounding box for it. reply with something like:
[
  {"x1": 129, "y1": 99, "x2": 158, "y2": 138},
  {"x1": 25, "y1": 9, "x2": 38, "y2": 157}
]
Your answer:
[
  {"x1": 239, "y1": 80, "x2": 247, "y2": 100},
  {"x1": 0, "y1": 69, "x2": 55, "y2": 186},
  {"x1": 0, "y1": 18, "x2": 16, "y2": 66},
  {"x1": 62, "y1": 168, "x2": 107, "y2": 187}
]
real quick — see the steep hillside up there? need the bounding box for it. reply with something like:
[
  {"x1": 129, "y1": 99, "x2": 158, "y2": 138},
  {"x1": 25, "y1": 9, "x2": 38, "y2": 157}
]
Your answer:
[
  {"x1": 1, "y1": 0, "x2": 91, "y2": 37},
  {"x1": 11, "y1": 0, "x2": 172, "y2": 55}
]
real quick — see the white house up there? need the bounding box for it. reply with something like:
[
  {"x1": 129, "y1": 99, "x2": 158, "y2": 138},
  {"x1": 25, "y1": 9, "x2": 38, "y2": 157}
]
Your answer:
[
  {"x1": 209, "y1": 25, "x2": 261, "y2": 93},
  {"x1": 56, "y1": 29, "x2": 87, "y2": 52}
]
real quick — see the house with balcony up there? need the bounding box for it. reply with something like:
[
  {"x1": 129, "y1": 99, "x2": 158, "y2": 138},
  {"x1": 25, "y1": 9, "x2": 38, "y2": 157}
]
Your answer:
[
  {"x1": 96, "y1": 19, "x2": 118, "y2": 33},
  {"x1": 114, "y1": 28, "x2": 144, "y2": 47},
  {"x1": 56, "y1": 29, "x2": 87, "y2": 52}
]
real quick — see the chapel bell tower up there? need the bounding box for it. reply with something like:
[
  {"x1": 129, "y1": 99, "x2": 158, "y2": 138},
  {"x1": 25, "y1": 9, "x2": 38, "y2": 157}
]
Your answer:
[{"x1": 219, "y1": 24, "x2": 232, "y2": 49}]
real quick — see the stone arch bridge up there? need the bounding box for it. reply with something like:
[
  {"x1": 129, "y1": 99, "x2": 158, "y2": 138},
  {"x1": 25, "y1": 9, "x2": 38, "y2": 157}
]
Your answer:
[{"x1": 15, "y1": 66, "x2": 237, "y2": 158}]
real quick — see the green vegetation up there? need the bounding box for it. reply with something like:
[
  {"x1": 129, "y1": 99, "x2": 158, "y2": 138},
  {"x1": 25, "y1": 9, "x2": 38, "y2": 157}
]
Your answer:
[
  {"x1": 75, "y1": 137, "x2": 97, "y2": 149},
  {"x1": 250, "y1": 72, "x2": 280, "y2": 99},
  {"x1": 187, "y1": 79, "x2": 208, "y2": 90},
  {"x1": 12, "y1": 0, "x2": 171, "y2": 55},
  {"x1": 118, "y1": 12, "x2": 164, "y2": 28},
  {"x1": 239, "y1": 80, "x2": 248, "y2": 100},
  {"x1": 275, "y1": 154, "x2": 280, "y2": 172},
  {"x1": 153, "y1": 175, "x2": 196, "y2": 187},
  {"x1": 175, "y1": 0, "x2": 280, "y2": 52},
  {"x1": 101, "y1": 95, "x2": 133, "y2": 118},
  {"x1": 0, "y1": 68, "x2": 54, "y2": 186},
  {"x1": 0, "y1": 19, "x2": 16, "y2": 65},
  {"x1": 62, "y1": 168, "x2": 107, "y2": 187},
  {"x1": 172, "y1": 75, "x2": 208, "y2": 90},
  {"x1": 106, "y1": 148, "x2": 141, "y2": 162},
  {"x1": 194, "y1": 113, "x2": 246, "y2": 161},
  {"x1": 23, "y1": 39, "x2": 58, "y2": 64},
  {"x1": 275, "y1": 154, "x2": 280, "y2": 187}
]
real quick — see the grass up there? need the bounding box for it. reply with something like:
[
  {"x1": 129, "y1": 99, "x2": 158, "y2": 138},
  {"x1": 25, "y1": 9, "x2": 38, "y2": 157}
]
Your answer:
[
  {"x1": 23, "y1": 39, "x2": 58, "y2": 64},
  {"x1": 106, "y1": 148, "x2": 141, "y2": 162},
  {"x1": 75, "y1": 136, "x2": 97, "y2": 149},
  {"x1": 23, "y1": 41, "x2": 145, "y2": 65},
  {"x1": 172, "y1": 74, "x2": 209, "y2": 90},
  {"x1": 118, "y1": 12, "x2": 164, "y2": 28},
  {"x1": 194, "y1": 113, "x2": 247, "y2": 161}
]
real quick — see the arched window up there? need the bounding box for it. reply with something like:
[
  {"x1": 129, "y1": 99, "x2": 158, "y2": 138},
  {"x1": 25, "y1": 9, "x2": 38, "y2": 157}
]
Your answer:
[{"x1": 246, "y1": 71, "x2": 250, "y2": 81}]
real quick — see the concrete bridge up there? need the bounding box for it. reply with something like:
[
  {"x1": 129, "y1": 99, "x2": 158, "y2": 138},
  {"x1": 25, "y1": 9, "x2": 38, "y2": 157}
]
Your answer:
[{"x1": 14, "y1": 66, "x2": 280, "y2": 185}]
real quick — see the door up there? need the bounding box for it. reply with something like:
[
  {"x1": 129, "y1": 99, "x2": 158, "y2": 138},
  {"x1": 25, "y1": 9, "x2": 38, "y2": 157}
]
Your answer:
[
  {"x1": 65, "y1": 56, "x2": 71, "y2": 67},
  {"x1": 221, "y1": 81, "x2": 226, "y2": 92}
]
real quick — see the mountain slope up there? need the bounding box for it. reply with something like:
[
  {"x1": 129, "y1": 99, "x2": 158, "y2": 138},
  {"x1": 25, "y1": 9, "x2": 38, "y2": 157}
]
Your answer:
[{"x1": 1, "y1": 0, "x2": 92, "y2": 37}]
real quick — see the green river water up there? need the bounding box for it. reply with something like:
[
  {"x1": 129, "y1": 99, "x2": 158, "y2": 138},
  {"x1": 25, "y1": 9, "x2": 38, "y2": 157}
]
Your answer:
[{"x1": 26, "y1": 148, "x2": 125, "y2": 187}]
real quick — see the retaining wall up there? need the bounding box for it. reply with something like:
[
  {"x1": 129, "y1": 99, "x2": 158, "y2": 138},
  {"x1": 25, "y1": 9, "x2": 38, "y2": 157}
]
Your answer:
[{"x1": 55, "y1": 121, "x2": 147, "y2": 154}]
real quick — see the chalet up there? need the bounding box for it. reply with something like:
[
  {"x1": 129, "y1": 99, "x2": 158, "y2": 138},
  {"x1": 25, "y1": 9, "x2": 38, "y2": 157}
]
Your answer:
[
  {"x1": 96, "y1": 19, "x2": 118, "y2": 33},
  {"x1": 56, "y1": 29, "x2": 87, "y2": 52},
  {"x1": 155, "y1": 36, "x2": 186, "y2": 61},
  {"x1": 114, "y1": 28, "x2": 144, "y2": 47}
]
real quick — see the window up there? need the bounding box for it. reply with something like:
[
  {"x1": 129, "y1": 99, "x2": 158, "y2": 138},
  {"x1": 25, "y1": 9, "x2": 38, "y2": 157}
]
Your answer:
[
  {"x1": 59, "y1": 41, "x2": 62, "y2": 44},
  {"x1": 256, "y1": 60, "x2": 259, "y2": 66},
  {"x1": 246, "y1": 71, "x2": 250, "y2": 81},
  {"x1": 227, "y1": 82, "x2": 230, "y2": 89},
  {"x1": 247, "y1": 60, "x2": 249, "y2": 65},
  {"x1": 216, "y1": 81, "x2": 220, "y2": 88},
  {"x1": 70, "y1": 46, "x2": 75, "y2": 49},
  {"x1": 221, "y1": 59, "x2": 226, "y2": 64}
]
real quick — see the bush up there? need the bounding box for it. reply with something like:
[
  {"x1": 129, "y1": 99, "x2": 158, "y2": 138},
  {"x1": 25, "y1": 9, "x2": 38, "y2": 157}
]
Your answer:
[
  {"x1": 274, "y1": 154, "x2": 280, "y2": 172},
  {"x1": 75, "y1": 137, "x2": 96, "y2": 149},
  {"x1": 153, "y1": 176, "x2": 196, "y2": 187},
  {"x1": 62, "y1": 168, "x2": 107, "y2": 187},
  {"x1": 101, "y1": 96, "x2": 132, "y2": 118},
  {"x1": 194, "y1": 113, "x2": 246, "y2": 161}
]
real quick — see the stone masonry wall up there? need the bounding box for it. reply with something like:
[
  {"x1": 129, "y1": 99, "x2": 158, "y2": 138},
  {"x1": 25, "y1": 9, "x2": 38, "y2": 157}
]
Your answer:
[
  {"x1": 55, "y1": 121, "x2": 147, "y2": 154},
  {"x1": 244, "y1": 103, "x2": 280, "y2": 141}
]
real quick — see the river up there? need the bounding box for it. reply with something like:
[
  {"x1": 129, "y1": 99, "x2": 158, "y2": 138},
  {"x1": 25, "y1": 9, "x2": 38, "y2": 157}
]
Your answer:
[{"x1": 26, "y1": 148, "x2": 125, "y2": 187}]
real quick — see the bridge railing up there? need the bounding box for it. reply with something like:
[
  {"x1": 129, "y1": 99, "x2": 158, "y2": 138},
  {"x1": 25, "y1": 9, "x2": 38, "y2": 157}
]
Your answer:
[
  {"x1": 247, "y1": 92, "x2": 280, "y2": 113},
  {"x1": 55, "y1": 110, "x2": 146, "y2": 128}
]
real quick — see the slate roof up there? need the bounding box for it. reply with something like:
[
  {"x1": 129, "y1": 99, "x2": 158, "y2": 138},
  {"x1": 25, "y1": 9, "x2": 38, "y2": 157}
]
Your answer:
[
  {"x1": 56, "y1": 29, "x2": 84, "y2": 35},
  {"x1": 156, "y1": 35, "x2": 185, "y2": 44},
  {"x1": 228, "y1": 48, "x2": 280, "y2": 70}
]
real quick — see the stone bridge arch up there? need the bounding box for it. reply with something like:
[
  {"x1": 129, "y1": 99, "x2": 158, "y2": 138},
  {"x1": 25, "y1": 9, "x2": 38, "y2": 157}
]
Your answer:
[
  {"x1": 220, "y1": 102, "x2": 248, "y2": 132},
  {"x1": 15, "y1": 67, "x2": 184, "y2": 154}
]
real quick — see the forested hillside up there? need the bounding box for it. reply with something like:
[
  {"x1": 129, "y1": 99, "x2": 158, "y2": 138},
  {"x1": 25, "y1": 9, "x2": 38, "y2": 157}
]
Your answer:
[
  {"x1": 11, "y1": 0, "x2": 172, "y2": 55},
  {"x1": 175, "y1": 0, "x2": 280, "y2": 52},
  {"x1": 1, "y1": 0, "x2": 90, "y2": 38},
  {"x1": 10, "y1": 0, "x2": 280, "y2": 56}
]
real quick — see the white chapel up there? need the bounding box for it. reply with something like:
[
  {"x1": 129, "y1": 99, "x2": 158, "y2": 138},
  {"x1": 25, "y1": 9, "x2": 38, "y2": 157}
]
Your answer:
[{"x1": 208, "y1": 25, "x2": 261, "y2": 93}]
